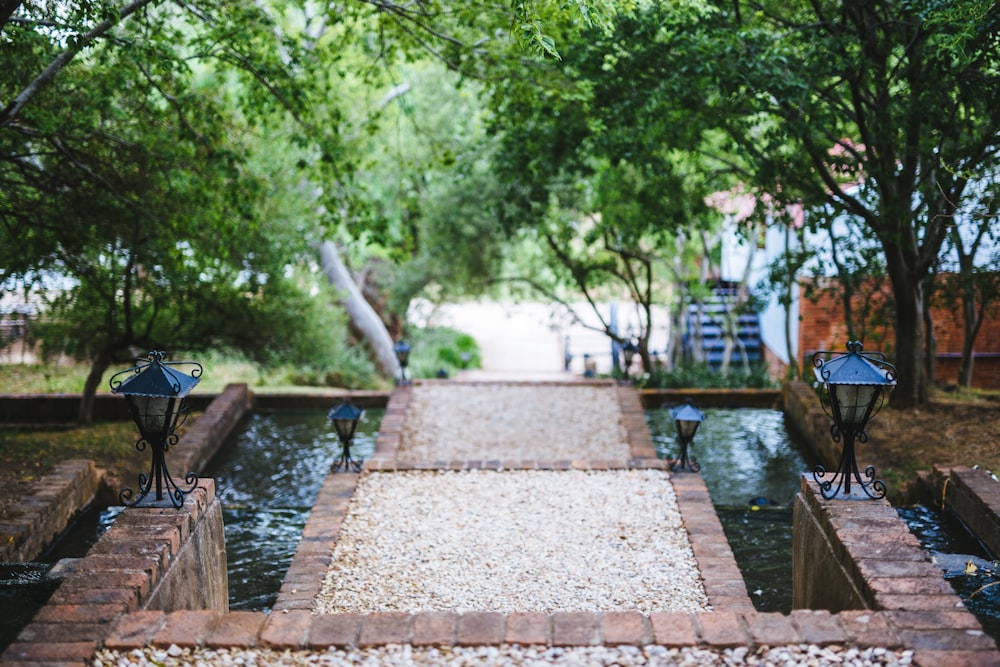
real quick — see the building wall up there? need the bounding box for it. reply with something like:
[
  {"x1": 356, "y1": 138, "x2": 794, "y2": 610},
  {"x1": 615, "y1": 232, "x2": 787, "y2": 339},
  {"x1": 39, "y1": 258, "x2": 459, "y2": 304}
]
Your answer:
[{"x1": 796, "y1": 276, "x2": 1000, "y2": 390}]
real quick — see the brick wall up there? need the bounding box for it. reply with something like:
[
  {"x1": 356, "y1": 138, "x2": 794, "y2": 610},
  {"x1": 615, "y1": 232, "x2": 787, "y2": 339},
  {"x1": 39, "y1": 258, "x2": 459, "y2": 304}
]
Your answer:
[{"x1": 797, "y1": 275, "x2": 1000, "y2": 389}]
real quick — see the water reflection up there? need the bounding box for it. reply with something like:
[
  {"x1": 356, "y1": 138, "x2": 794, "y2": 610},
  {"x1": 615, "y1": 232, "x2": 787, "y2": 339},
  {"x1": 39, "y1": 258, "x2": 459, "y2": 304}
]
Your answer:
[
  {"x1": 0, "y1": 564, "x2": 58, "y2": 652},
  {"x1": 899, "y1": 504, "x2": 1000, "y2": 642},
  {"x1": 203, "y1": 409, "x2": 381, "y2": 611},
  {"x1": 647, "y1": 407, "x2": 818, "y2": 613}
]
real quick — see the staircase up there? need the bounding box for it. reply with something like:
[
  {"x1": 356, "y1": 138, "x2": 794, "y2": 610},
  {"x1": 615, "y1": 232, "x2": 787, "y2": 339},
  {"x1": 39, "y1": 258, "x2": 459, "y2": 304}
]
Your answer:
[{"x1": 684, "y1": 284, "x2": 762, "y2": 369}]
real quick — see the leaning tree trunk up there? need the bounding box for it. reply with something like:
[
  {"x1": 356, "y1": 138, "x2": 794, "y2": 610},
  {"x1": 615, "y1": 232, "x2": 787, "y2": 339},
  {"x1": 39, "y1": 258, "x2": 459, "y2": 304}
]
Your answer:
[
  {"x1": 78, "y1": 349, "x2": 113, "y2": 425},
  {"x1": 318, "y1": 241, "x2": 401, "y2": 380}
]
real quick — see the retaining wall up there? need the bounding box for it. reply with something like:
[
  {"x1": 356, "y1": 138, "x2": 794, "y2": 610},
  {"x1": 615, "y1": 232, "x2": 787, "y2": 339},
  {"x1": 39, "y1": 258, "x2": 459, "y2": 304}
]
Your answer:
[
  {"x1": 2, "y1": 482, "x2": 226, "y2": 665},
  {"x1": 792, "y1": 476, "x2": 995, "y2": 660},
  {"x1": 639, "y1": 388, "x2": 782, "y2": 410},
  {"x1": 0, "y1": 459, "x2": 104, "y2": 562},
  {"x1": 924, "y1": 465, "x2": 1000, "y2": 559}
]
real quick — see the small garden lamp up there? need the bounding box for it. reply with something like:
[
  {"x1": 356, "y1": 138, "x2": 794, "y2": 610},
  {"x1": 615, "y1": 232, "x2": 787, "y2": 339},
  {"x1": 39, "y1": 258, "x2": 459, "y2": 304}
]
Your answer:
[
  {"x1": 393, "y1": 339, "x2": 411, "y2": 385},
  {"x1": 669, "y1": 399, "x2": 705, "y2": 472},
  {"x1": 110, "y1": 350, "x2": 202, "y2": 509},
  {"x1": 329, "y1": 398, "x2": 365, "y2": 472},
  {"x1": 812, "y1": 340, "x2": 896, "y2": 499},
  {"x1": 621, "y1": 339, "x2": 639, "y2": 381}
]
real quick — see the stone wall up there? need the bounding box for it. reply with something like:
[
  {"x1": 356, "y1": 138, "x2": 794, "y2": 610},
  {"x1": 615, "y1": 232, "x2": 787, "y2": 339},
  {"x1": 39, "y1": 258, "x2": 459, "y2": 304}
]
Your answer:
[
  {"x1": 2, "y1": 482, "x2": 227, "y2": 665},
  {"x1": 793, "y1": 475, "x2": 973, "y2": 613},
  {"x1": 925, "y1": 465, "x2": 1000, "y2": 559},
  {"x1": 782, "y1": 382, "x2": 841, "y2": 472},
  {"x1": 638, "y1": 388, "x2": 782, "y2": 410},
  {"x1": 171, "y1": 384, "x2": 253, "y2": 478},
  {"x1": 0, "y1": 459, "x2": 103, "y2": 562}
]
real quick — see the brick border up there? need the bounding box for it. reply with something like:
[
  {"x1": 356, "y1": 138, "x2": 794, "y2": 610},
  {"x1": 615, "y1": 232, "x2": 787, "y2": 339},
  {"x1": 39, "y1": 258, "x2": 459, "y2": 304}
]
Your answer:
[
  {"x1": 0, "y1": 459, "x2": 103, "y2": 562},
  {"x1": 99, "y1": 607, "x2": 939, "y2": 652},
  {"x1": 6, "y1": 382, "x2": 999, "y2": 666}
]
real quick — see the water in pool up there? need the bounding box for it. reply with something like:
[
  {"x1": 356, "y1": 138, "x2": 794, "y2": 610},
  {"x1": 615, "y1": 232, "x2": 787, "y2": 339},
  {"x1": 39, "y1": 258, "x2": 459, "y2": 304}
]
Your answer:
[
  {"x1": 647, "y1": 406, "x2": 818, "y2": 612},
  {"x1": 202, "y1": 408, "x2": 381, "y2": 611}
]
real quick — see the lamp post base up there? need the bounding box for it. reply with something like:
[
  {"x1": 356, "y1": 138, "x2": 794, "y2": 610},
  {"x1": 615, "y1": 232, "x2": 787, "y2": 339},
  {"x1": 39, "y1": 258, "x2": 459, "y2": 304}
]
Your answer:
[
  {"x1": 331, "y1": 442, "x2": 363, "y2": 473},
  {"x1": 670, "y1": 441, "x2": 700, "y2": 472},
  {"x1": 813, "y1": 435, "x2": 886, "y2": 500},
  {"x1": 120, "y1": 470, "x2": 200, "y2": 509}
]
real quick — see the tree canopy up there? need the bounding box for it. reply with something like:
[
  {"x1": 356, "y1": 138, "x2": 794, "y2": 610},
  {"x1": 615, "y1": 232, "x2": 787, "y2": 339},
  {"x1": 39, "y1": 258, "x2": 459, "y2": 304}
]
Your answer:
[{"x1": 3, "y1": 0, "x2": 999, "y2": 408}]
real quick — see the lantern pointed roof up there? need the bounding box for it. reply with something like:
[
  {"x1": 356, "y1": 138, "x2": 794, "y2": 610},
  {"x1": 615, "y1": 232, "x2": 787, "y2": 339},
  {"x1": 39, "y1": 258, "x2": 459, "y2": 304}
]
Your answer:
[
  {"x1": 670, "y1": 401, "x2": 706, "y2": 422},
  {"x1": 112, "y1": 354, "x2": 201, "y2": 398},
  {"x1": 813, "y1": 345, "x2": 896, "y2": 386},
  {"x1": 329, "y1": 399, "x2": 364, "y2": 422}
]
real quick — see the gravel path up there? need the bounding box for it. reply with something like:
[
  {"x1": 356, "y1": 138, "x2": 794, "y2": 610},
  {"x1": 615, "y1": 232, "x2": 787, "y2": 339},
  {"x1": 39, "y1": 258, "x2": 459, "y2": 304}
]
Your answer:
[
  {"x1": 315, "y1": 469, "x2": 708, "y2": 614},
  {"x1": 397, "y1": 384, "x2": 629, "y2": 462},
  {"x1": 96, "y1": 644, "x2": 915, "y2": 666}
]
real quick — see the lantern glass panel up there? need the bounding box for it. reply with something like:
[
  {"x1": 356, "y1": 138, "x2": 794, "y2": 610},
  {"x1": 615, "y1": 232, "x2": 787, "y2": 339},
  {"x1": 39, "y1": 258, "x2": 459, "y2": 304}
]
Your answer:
[
  {"x1": 394, "y1": 341, "x2": 411, "y2": 366},
  {"x1": 128, "y1": 395, "x2": 178, "y2": 442},
  {"x1": 332, "y1": 417, "x2": 358, "y2": 442},
  {"x1": 676, "y1": 419, "x2": 701, "y2": 441},
  {"x1": 832, "y1": 384, "x2": 880, "y2": 430}
]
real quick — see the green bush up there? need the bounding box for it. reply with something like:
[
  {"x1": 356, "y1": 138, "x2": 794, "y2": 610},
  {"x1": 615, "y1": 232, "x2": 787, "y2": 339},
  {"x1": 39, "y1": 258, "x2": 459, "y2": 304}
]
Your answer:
[
  {"x1": 406, "y1": 327, "x2": 481, "y2": 379},
  {"x1": 636, "y1": 361, "x2": 776, "y2": 389}
]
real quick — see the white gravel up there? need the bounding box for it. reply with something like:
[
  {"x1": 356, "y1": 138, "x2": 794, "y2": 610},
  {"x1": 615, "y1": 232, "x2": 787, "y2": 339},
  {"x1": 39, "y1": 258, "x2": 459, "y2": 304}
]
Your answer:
[
  {"x1": 315, "y1": 469, "x2": 708, "y2": 614},
  {"x1": 397, "y1": 384, "x2": 630, "y2": 462},
  {"x1": 95, "y1": 644, "x2": 915, "y2": 666}
]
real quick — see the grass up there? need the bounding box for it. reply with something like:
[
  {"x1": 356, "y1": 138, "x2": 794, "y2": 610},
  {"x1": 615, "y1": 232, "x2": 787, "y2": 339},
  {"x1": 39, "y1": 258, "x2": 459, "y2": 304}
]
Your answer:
[
  {"x1": 2, "y1": 353, "x2": 353, "y2": 395},
  {"x1": 0, "y1": 421, "x2": 140, "y2": 486}
]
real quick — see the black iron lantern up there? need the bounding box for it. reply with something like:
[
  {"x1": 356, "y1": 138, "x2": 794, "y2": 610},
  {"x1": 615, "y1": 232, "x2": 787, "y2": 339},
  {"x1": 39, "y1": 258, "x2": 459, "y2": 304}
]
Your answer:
[
  {"x1": 393, "y1": 339, "x2": 411, "y2": 385},
  {"x1": 621, "y1": 339, "x2": 639, "y2": 381},
  {"x1": 329, "y1": 398, "x2": 365, "y2": 472},
  {"x1": 812, "y1": 340, "x2": 896, "y2": 499},
  {"x1": 110, "y1": 350, "x2": 202, "y2": 508},
  {"x1": 669, "y1": 399, "x2": 705, "y2": 472}
]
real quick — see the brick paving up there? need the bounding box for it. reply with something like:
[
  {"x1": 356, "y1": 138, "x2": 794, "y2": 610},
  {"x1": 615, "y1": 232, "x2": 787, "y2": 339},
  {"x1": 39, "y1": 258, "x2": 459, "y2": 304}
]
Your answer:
[{"x1": 3, "y1": 382, "x2": 1000, "y2": 666}]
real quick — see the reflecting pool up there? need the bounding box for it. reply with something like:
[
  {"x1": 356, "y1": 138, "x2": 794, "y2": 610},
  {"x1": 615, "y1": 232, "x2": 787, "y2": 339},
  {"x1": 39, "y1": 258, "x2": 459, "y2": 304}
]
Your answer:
[
  {"x1": 899, "y1": 504, "x2": 1000, "y2": 642},
  {"x1": 203, "y1": 409, "x2": 382, "y2": 611},
  {"x1": 647, "y1": 407, "x2": 818, "y2": 613}
]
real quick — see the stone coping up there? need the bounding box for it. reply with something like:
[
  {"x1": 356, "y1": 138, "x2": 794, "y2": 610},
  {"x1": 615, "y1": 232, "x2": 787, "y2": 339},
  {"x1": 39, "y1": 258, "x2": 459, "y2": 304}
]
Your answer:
[
  {"x1": 99, "y1": 607, "x2": 950, "y2": 653},
  {"x1": 926, "y1": 465, "x2": 1000, "y2": 559}
]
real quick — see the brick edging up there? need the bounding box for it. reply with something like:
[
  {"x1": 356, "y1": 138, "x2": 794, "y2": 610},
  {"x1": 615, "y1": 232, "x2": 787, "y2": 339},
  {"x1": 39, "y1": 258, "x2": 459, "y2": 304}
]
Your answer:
[
  {"x1": 0, "y1": 459, "x2": 103, "y2": 562},
  {"x1": 99, "y1": 607, "x2": 967, "y2": 654}
]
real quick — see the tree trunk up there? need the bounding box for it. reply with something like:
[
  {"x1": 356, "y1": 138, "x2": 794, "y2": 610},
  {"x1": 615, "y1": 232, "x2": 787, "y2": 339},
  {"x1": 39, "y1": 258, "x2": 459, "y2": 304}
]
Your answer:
[
  {"x1": 885, "y1": 261, "x2": 927, "y2": 408},
  {"x1": 79, "y1": 349, "x2": 113, "y2": 425},
  {"x1": 923, "y1": 277, "x2": 937, "y2": 389},
  {"x1": 318, "y1": 241, "x2": 401, "y2": 380},
  {"x1": 783, "y1": 226, "x2": 799, "y2": 381}
]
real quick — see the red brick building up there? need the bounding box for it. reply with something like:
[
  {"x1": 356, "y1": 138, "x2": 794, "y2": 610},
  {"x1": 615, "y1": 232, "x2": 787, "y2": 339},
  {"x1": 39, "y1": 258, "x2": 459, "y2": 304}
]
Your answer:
[{"x1": 794, "y1": 275, "x2": 1000, "y2": 390}]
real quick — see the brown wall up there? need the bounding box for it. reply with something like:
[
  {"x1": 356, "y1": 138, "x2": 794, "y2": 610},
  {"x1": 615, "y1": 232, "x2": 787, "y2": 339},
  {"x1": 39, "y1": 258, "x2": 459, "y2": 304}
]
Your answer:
[{"x1": 797, "y1": 274, "x2": 1000, "y2": 389}]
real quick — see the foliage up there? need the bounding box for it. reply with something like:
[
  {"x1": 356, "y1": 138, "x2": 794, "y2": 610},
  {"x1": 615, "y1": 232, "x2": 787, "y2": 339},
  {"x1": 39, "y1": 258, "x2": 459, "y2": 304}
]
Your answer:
[
  {"x1": 404, "y1": 326, "x2": 481, "y2": 380},
  {"x1": 654, "y1": 0, "x2": 1000, "y2": 406},
  {"x1": 635, "y1": 361, "x2": 776, "y2": 390},
  {"x1": 484, "y1": 3, "x2": 725, "y2": 371}
]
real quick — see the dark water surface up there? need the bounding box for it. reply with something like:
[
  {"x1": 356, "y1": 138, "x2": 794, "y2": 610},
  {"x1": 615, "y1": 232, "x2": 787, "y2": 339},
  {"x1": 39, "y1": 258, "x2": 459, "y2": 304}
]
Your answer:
[
  {"x1": 647, "y1": 407, "x2": 817, "y2": 613},
  {"x1": 898, "y1": 504, "x2": 1000, "y2": 642},
  {"x1": 202, "y1": 409, "x2": 382, "y2": 611}
]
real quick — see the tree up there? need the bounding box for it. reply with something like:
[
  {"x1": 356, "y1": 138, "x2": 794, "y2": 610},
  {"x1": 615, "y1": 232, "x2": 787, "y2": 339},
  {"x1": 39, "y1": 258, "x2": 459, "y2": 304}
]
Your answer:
[
  {"x1": 484, "y1": 5, "x2": 721, "y2": 373},
  {"x1": 936, "y1": 177, "x2": 1000, "y2": 387},
  {"x1": 653, "y1": 0, "x2": 1000, "y2": 407},
  {"x1": 1, "y1": 5, "x2": 375, "y2": 420}
]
